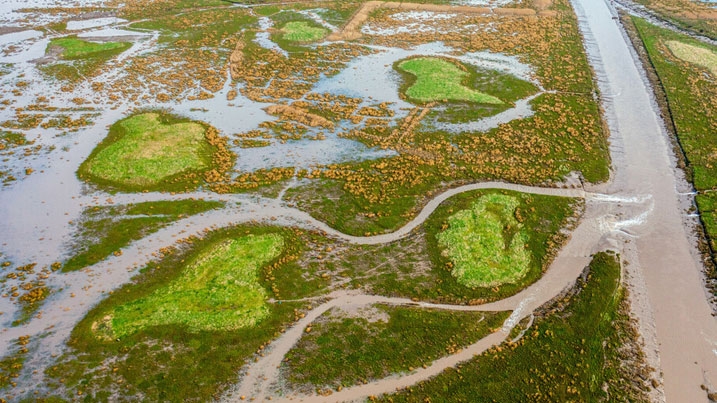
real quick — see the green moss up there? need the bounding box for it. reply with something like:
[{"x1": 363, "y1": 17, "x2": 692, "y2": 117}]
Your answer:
[
  {"x1": 282, "y1": 21, "x2": 328, "y2": 42},
  {"x1": 285, "y1": 305, "x2": 509, "y2": 390},
  {"x1": 396, "y1": 57, "x2": 504, "y2": 105},
  {"x1": 63, "y1": 200, "x2": 225, "y2": 272},
  {"x1": 379, "y1": 252, "x2": 650, "y2": 402},
  {"x1": 438, "y1": 193, "x2": 530, "y2": 287},
  {"x1": 97, "y1": 234, "x2": 283, "y2": 339},
  {"x1": 49, "y1": 37, "x2": 131, "y2": 60}
]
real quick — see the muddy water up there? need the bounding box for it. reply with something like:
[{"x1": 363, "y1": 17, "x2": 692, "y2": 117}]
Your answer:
[{"x1": 573, "y1": 0, "x2": 717, "y2": 400}]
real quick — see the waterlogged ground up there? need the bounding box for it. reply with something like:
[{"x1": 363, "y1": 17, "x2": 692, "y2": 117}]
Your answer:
[{"x1": 1, "y1": 0, "x2": 713, "y2": 401}]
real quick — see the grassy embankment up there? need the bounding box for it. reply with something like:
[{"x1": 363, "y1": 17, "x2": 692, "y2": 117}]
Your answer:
[
  {"x1": 631, "y1": 17, "x2": 717, "y2": 289},
  {"x1": 285, "y1": 0, "x2": 609, "y2": 236},
  {"x1": 78, "y1": 111, "x2": 234, "y2": 192},
  {"x1": 378, "y1": 252, "x2": 651, "y2": 402},
  {"x1": 63, "y1": 199, "x2": 224, "y2": 272},
  {"x1": 40, "y1": 37, "x2": 131, "y2": 82},
  {"x1": 284, "y1": 306, "x2": 509, "y2": 392},
  {"x1": 43, "y1": 226, "x2": 308, "y2": 401}
]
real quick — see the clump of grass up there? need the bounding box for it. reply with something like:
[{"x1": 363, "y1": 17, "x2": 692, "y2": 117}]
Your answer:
[
  {"x1": 48, "y1": 37, "x2": 130, "y2": 60},
  {"x1": 284, "y1": 305, "x2": 509, "y2": 391},
  {"x1": 437, "y1": 193, "x2": 530, "y2": 288},
  {"x1": 63, "y1": 199, "x2": 224, "y2": 272},
  {"x1": 281, "y1": 21, "x2": 328, "y2": 42},
  {"x1": 379, "y1": 252, "x2": 652, "y2": 402},
  {"x1": 95, "y1": 234, "x2": 283, "y2": 339},
  {"x1": 396, "y1": 57, "x2": 504, "y2": 104}
]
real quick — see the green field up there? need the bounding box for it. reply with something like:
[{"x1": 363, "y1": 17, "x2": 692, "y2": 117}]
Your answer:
[
  {"x1": 95, "y1": 234, "x2": 282, "y2": 339},
  {"x1": 437, "y1": 193, "x2": 531, "y2": 288},
  {"x1": 282, "y1": 21, "x2": 328, "y2": 42},
  {"x1": 379, "y1": 252, "x2": 651, "y2": 402},
  {"x1": 284, "y1": 305, "x2": 509, "y2": 391},
  {"x1": 48, "y1": 37, "x2": 131, "y2": 60},
  {"x1": 397, "y1": 57, "x2": 504, "y2": 104}
]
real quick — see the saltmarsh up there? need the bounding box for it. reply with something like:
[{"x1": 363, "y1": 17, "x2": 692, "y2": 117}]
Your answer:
[
  {"x1": 78, "y1": 111, "x2": 233, "y2": 192},
  {"x1": 45, "y1": 226, "x2": 304, "y2": 401},
  {"x1": 281, "y1": 21, "x2": 328, "y2": 42},
  {"x1": 396, "y1": 57, "x2": 504, "y2": 104},
  {"x1": 284, "y1": 305, "x2": 509, "y2": 391},
  {"x1": 48, "y1": 37, "x2": 131, "y2": 60},
  {"x1": 437, "y1": 193, "x2": 530, "y2": 288},
  {"x1": 379, "y1": 252, "x2": 651, "y2": 402}
]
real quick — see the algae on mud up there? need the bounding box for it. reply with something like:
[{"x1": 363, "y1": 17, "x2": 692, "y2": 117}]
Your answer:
[
  {"x1": 281, "y1": 21, "x2": 328, "y2": 42},
  {"x1": 78, "y1": 112, "x2": 233, "y2": 192},
  {"x1": 396, "y1": 56, "x2": 504, "y2": 104},
  {"x1": 48, "y1": 37, "x2": 131, "y2": 60},
  {"x1": 437, "y1": 193, "x2": 531, "y2": 288},
  {"x1": 63, "y1": 199, "x2": 225, "y2": 272},
  {"x1": 94, "y1": 234, "x2": 283, "y2": 339},
  {"x1": 45, "y1": 226, "x2": 304, "y2": 402}
]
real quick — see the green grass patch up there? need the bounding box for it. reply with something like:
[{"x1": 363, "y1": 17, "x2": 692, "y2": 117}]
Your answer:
[
  {"x1": 379, "y1": 252, "x2": 651, "y2": 402},
  {"x1": 284, "y1": 305, "x2": 509, "y2": 390},
  {"x1": 281, "y1": 21, "x2": 328, "y2": 42},
  {"x1": 45, "y1": 226, "x2": 306, "y2": 401},
  {"x1": 396, "y1": 57, "x2": 504, "y2": 105},
  {"x1": 78, "y1": 111, "x2": 231, "y2": 192},
  {"x1": 95, "y1": 234, "x2": 282, "y2": 339},
  {"x1": 438, "y1": 193, "x2": 530, "y2": 288},
  {"x1": 49, "y1": 36, "x2": 131, "y2": 60},
  {"x1": 63, "y1": 199, "x2": 224, "y2": 272}
]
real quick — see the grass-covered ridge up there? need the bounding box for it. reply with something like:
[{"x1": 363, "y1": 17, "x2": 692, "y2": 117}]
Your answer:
[
  {"x1": 94, "y1": 234, "x2": 282, "y2": 339},
  {"x1": 281, "y1": 21, "x2": 328, "y2": 42},
  {"x1": 438, "y1": 193, "x2": 530, "y2": 288},
  {"x1": 396, "y1": 57, "x2": 504, "y2": 104},
  {"x1": 49, "y1": 37, "x2": 131, "y2": 60},
  {"x1": 78, "y1": 111, "x2": 234, "y2": 192},
  {"x1": 379, "y1": 252, "x2": 651, "y2": 402},
  {"x1": 284, "y1": 305, "x2": 509, "y2": 391},
  {"x1": 63, "y1": 199, "x2": 225, "y2": 272}
]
